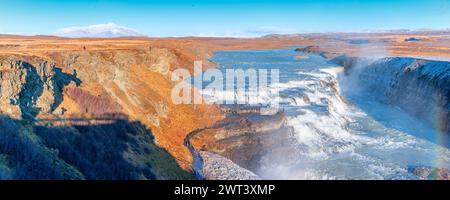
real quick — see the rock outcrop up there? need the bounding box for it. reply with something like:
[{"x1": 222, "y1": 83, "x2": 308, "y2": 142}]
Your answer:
[
  {"x1": 295, "y1": 46, "x2": 365, "y2": 70},
  {"x1": 0, "y1": 42, "x2": 223, "y2": 174},
  {"x1": 0, "y1": 57, "x2": 80, "y2": 119},
  {"x1": 411, "y1": 166, "x2": 450, "y2": 180},
  {"x1": 185, "y1": 106, "x2": 296, "y2": 179},
  {"x1": 295, "y1": 45, "x2": 341, "y2": 59},
  {"x1": 199, "y1": 151, "x2": 261, "y2": 180}
]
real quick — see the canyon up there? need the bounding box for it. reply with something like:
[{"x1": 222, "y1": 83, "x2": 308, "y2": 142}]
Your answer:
[
  {"x1": 295, "y1": 46, "x2": 450, "y2": 137},
  {"x1": 0, "y1": 31, "x2": 449, "y2": 179}
]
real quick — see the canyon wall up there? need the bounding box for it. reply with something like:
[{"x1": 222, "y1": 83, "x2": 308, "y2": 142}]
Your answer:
[
  {"x1": 297, "y1": 46, "x2": 449, "y2": 135},
  {"x1": 0, "y1": 39, "x2": 223, "y2": 179},
  {"x1": 344, "y1": 57, "x2": 449, "y2": 135}
]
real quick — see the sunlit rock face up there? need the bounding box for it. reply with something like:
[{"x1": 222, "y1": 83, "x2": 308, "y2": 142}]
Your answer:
[
  {"x1": 343, "y1": 57, "x2": 450, "y2": 134},
  {"x1": 0, "y1": 57, "x2": 80, "y2": 119},
  {"x1": 0, "y1": 43, "x2": 223, "y2": 174}
]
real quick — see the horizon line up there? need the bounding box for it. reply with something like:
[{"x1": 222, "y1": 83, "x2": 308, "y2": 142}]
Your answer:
[{"x1": 2, "y1": 28, "x2": 450, "y2": 39}]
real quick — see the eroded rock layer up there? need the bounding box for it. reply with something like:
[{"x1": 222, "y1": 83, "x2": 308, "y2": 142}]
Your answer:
[
  {"x1": 186, "y1": 106, "x2": 297, "y2": 179},
  {"x1": 0, "y1": 43, "x2": 223, "y2": 178}
]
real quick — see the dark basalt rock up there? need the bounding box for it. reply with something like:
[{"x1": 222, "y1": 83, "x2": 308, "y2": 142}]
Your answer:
[{"x1": 295, "y1": 45, "x2": 340, "y2": 60}]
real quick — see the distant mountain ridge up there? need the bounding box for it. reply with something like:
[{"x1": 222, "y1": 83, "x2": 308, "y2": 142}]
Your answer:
[{"x1": 55, "y1": 23, "x2": 143, "y2": 38}]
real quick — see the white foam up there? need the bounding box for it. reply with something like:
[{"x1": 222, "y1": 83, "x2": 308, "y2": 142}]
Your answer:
[{"x1": 211, "y1": 50, "x2": 450, "y2": 179}]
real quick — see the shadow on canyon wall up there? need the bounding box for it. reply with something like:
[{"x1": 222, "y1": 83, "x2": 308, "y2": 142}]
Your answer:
[
  {"x1": 0, "y1": 115, "x2": 193, "y2": 180},
  {"x1": 1, "y1": 59, "x2": 81, "y2": 119},
  {"x1": 338, "y1": 57, "x2": 449, "y2": 147}
]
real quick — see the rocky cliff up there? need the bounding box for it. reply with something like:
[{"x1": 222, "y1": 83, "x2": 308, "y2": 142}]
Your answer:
[
  {"x1": 344, "y1": 57, "x2": 450, "y2": 135},
  {"x1": 297, "y1": 46, "x2": 449, "y2": 135},
  {"x1": 0, "y1": 57, "x2": 80, "y2": 119},
  {"x1": 0, "y1": 38, "x2": 224, "y2": 179}
]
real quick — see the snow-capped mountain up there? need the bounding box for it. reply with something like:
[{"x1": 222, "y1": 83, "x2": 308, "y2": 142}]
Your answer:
[{"x1": 55, "y1": 23, "x2": 142, "y2": 38}]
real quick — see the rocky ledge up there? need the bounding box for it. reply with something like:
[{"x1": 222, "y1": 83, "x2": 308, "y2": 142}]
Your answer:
[
  {"x1": 411, "y1": 166, "x2": 450, "y2": 180},
  {"x1": 199, "y1": 151, "x2": 261, "y2": 180},
  {"x1": 185, "y1": 105, "x2": 297, "y2": 180}
]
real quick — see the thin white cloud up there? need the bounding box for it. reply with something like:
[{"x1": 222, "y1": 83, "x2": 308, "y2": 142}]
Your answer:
[
  {"x1": 187, "y1": 32, "x2": 258, "y2": 38},
  {"x1": 171, "y1": 26, "x2": 297, "y2": 38},
  {"x1": 55, "y1": 22, "x2": 143, "y2": 38},
  {"x1": 245, "y1": 26, "x2": 297, "y2": 36}
]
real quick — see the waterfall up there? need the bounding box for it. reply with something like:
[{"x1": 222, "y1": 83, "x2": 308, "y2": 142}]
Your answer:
[{"x1": 341, "y1": 57, "x2": 450, "y2": 135}]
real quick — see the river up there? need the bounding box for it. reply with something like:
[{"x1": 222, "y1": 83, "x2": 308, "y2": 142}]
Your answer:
[{"x1": 201, "y1": 49, "x2": 450, "y2": 180}]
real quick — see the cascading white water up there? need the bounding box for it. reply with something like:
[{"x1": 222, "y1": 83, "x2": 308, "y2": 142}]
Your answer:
[
  {"x1": 339, "y1": 57, "x2": 450, "y2": 137},
  {"x1": 206, "y1": 49, "x2": 450, "y2": 180}
]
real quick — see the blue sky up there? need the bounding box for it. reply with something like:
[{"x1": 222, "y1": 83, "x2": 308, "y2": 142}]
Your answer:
[{"x1": 0, "y1": 0, "x2": 449, "y2": 37}]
